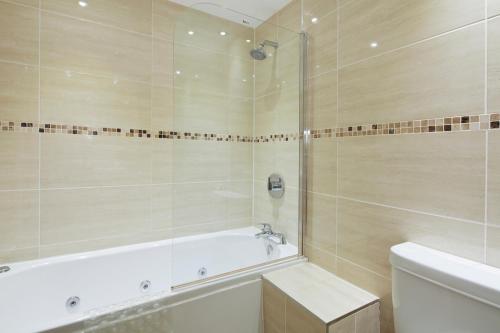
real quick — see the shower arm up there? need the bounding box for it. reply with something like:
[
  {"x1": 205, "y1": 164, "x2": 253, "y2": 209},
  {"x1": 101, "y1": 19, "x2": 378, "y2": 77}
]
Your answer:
[{"x1": 261, "y1": 40, "x2": 279, "y2": 49}]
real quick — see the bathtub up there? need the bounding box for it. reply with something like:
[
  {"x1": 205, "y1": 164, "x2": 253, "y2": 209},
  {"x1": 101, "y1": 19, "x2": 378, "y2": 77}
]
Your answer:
[{"x1": 0, "y1": 227, "x2": 298, "y2": 333}]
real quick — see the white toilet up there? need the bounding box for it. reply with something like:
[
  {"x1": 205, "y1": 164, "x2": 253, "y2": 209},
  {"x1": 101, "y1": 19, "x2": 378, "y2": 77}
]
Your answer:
[{"x1": 390, "y1": 242, "x2": 500, "y2": 333}]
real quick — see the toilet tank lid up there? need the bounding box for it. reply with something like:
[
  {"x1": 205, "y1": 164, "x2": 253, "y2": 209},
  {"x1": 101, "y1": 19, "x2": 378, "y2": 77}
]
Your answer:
[{"x1": 390, "y1": 242, "x2": 500, "y2": 308}]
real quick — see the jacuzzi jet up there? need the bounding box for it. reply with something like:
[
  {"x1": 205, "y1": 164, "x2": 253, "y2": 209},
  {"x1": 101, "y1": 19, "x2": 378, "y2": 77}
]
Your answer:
[
  {"x1": 65, "y1": 296, "x2": 80, "y2": 310},
  {"x1": 140, "y1": 280, "x2": 152, "y2": 293},
  {"x1": 198, "y1": 267, "x2": 208, "y2": 278}
]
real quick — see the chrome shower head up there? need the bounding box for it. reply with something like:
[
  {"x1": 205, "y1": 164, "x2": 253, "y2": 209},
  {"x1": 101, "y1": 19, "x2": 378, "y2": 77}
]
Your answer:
[
  {"x1": 250, "y1": 46, "x2": 267, "y2": 60},
  {"x1": 250, "y1": 40, "x2": 279, "y2": 60}
]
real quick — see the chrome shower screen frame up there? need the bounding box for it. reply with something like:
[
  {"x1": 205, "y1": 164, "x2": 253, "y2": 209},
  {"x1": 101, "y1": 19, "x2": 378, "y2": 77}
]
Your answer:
[{"x1": 298, "y1": 31, "x2": 309, "y2": 258}]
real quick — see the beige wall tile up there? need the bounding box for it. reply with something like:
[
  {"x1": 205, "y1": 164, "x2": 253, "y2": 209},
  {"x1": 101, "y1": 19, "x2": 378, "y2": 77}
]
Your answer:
[
  {"x1": 42, "y1": 0, "x2": 152, "y2": 34},
  {"x1": 173, "y1": 182, "x2": 227, "y2": 228},
  {"x1": 278, "y1": 0, "x2": 301, "y2": 32},
  {"x1": 39, "y1": 230, "x2": 166, "y2": 258},
  {"x1": 329, "y1": 313, "x2": 355, "y2": 333},
  {"x1": 0, "y1": 191, "x2": 38, "y2": 253},
  {"x1": 174, "y1": 88, "x2": 252, "y2": 135},
  {"x1": 0, "y1": 62, "x2": 38, "y2": 121},
  {"x1": 229, "y1": 142, "x2": 253, "y2": 181},
  {"x1": 152, "y1": 139, "x2": 173, "y2": 184},
  {"x1": 339, "y1": 0, "x2": 485, "y2": 66},
  {"x1": 277, "y1": 0, "x2": 301, "y2": 44},
  {"x1": 306, "y1": 192, "x2": 337, "y2": 253},
  {"x1": 0, "y1": 247, "x2": 38, "y2": 264},
  {"x1": 488, "y1": 130, "x2": 500, "y2": 226},
  {"x1": 263, "y1": 280, "x2": 286, "y2": 333},
  {"x1": 275, "y1": 140, "x2": 300, "y2": 188},
  {"x1": 339, "y1": 132, "x2": 485, "y2": 221},
  {"x1": 337, "y1": 198, "x2": 485, "y2": 278},
  {"x1": 152, "y1": 85, "x2": 174, "y2": 130},
  {"x1": 41, "y1": 12, "x2": 152, "y2": 82},
  {"x1": 41, "y1": 135, "x2": 151, "y2": 188},
  {"x1": 355, "y1": 303, "x2": 380, "y2": 333},
  {"x1": 40, "y1": 186, "x2": 150, "y2": 245},
  {"x1": 172, "y1": 140, "x2": 229, "y2": 183},
  {"x1": 153, "y1": 38, "x2": 173, "y2": 87},
  {"x1": 254, "y1": 142, "x2": 277, "y2": 182},
  {"x1": 286, "y1": 297, "x2": 325, "y2": 333},
  {"x1": 486, "y1": 226, "x2": 500, "y2": 268},
  {"x1": 225, "y1": 181, "x2": 253, "y2": 222},
  {"x1": 151, "y1": 184, "x2": 173, "y2": 230},
  {"x1": 0, "y1": 132, "x2": 38, "y2": 190},
  {"x1": 153, "y1": 0, "x2": 186, "y2": 41},
  {"x1": 10, "y1": 0, "x2": 39, "y2": 7},
  {"x1": 303, "y1": 0, "x2": 337, "y2": 29},
  {"x1": 336, "y1": 258, "x2": 394, "y2": 333},
  {"x1": 307, "y1": 10, "x2": 337, "y2": 78},
  {"x1": 173, "y1": 44, "x2": 253, "y2": 98},
  {"x1": 0, "y1": 2, "x2": 38, "y2": 64},
  {"x1": 304, "y1": 243, "x2": 337, "y2": 274},
  {"x1": 40, "y1": 68, "x2": 151, "y2": 128},
  {"x1": 308, "y1": 71, "x2": 337, "y2": 130},
  {"x1": 308, "y1": 138, "x2": 337, "y2": 196},
  {"x1": 172, "y1": 221, "x2": 227, "y2": 238},
  {"x1": 488, "y1": 17, "x2": 500, "y2": 112},
  {"x1": 340, "y1": 24, "x2": 484, "y2": 126},
  {"x1": 255, "y1": 89, "x2": 294, "y2": 136},
  {"x1": 489, "y1": 0, "x2": 500, "y2": 17}
]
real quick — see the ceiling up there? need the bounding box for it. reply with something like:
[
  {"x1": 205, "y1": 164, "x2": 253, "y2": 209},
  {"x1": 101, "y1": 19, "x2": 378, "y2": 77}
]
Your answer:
[{"x1": 169, "y1": 0, "x2": 292, "y2": 27}]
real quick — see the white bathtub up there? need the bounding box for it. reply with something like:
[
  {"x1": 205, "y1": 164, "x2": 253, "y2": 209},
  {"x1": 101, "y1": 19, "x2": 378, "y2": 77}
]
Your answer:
[{"x1": 0, "y1": 227, "x2": 298, "y2": 333}]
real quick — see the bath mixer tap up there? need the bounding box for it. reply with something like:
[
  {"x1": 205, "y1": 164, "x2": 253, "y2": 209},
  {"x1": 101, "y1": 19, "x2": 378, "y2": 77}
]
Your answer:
[{"x1": 255, "y1": 224, "x2": 287, "y2": 245}]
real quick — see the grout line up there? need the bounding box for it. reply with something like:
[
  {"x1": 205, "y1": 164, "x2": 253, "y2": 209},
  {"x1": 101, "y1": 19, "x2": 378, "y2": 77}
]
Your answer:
[
  {"x1": 336, "y1": 195, "x2": 485, "y2": 226},
  {"x1": 0, "y1": 0, "x2": 37, "y2": 9},
  {"x1": 251, "y1": 26, "x2": 256, "y2": 226},
  {"x1": 0, "y1": 179, "x2": 255, "y2": 193},
  {"x1": 339, "y1": 19, "x2": 486, "y2": 70},
  {"x1": 0, "y1": 58, "x2": 38, "y2": 68},
  {"x1": 40, "y1": 8, "x2": 153, "y2": 38},
  {"x1": 37, "y1": 0, "x2": 41, "y2": 258},
  {"x1": 335, "y1": 0, "x2": 340, "y2": 261},
  {"x1": 336, "y1": 256, "x2": 391, "y2": 281},
  {"x1": 149, "y1": 0, "x2": 154, "y2": 236},
  {"x1": 484, "y1": 0, "x2": 489, "y2": 264}
]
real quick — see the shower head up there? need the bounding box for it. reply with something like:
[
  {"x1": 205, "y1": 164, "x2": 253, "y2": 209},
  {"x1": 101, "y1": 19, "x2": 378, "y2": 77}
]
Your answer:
[
  {"x1": 250, "y1": 46, "x2": 267, "y2": 60},
  {"x1": 250, "y1": 40, "x2": 279, "y2": 60}
]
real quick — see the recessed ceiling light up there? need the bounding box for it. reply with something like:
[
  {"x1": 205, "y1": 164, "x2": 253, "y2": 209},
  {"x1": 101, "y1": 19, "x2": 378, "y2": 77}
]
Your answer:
[
  {"x1": 370, "y1": 41, "x2": 379, "y2": 48},
  {"x1": 311, "y1": 17, "x2": 318, "y2": 24},
  {"x1": 78, "y1": 0, "x2": 88, "y2": 7},
  {"x1": 245, "y1": 39, "x2": 252, "y2": 43},
  {"x1": 188, "y1": 31, "x2": 194, "y2": 35},
  {"x1": 175, "y1": 70, "x2": 181, "y2": 75},
  {"x1": 219, "y1": 31, "x2": 227, "y2": 36},
  {"x1": 242, "y1": 79, "x2": 247, "y2": 83}
]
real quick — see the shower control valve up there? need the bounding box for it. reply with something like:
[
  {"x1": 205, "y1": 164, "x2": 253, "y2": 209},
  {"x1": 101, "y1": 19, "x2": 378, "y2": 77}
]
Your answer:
[{"x1": 268, "y1": 173, "x2": 285, "y2": 198}]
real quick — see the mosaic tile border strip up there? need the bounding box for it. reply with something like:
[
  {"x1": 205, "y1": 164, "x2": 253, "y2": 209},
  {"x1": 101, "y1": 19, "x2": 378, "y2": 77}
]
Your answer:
[
  {"x1": 0, "y1": 121, "x2": 255, "y2": 142},
  {"x1": 2, "y1": 113, "x2": 500, "y2": 142},
  {"x1": 312, "y1": 113, "x2": 500, "y2": 138}
]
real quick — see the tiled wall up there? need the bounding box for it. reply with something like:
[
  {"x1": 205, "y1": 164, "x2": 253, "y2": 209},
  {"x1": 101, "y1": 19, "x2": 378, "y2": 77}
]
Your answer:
[
  {"x1": 0, "y1": 0, "x2": 256, "y2": 262},
  {"x1": 299, "y1": 1, "x2": 500, "y2": 332}
]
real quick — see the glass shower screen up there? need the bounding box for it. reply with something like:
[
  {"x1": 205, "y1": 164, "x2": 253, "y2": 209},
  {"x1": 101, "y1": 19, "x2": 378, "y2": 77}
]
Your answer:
[{"x1": 167, "y1": 2, "x2": 304, "y2": 288}]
